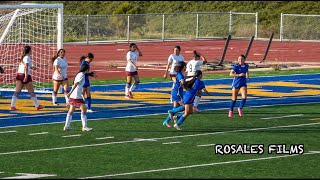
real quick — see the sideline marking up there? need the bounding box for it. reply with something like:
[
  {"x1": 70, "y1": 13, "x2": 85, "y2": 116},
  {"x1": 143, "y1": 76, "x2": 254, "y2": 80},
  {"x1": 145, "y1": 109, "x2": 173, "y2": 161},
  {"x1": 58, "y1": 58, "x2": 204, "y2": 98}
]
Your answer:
[
  {"x1": 62, "y1": 134, "x2": 81, "y2": 138},
  {"x1": 96, "y1": 136, "x2": 114, "y2": 140},
  {"x1": 80, "y1": 151, "x2": 320, "y2": 178},
  {"x1": 197, "y1": 143, "x2": 216, "y2": 147},
  {"x1": 0, "y1": 122, "x2": 319, "y2": 156},
  {"x1": 0, "y1": 130, "x2": 16, "y2": 134},
  {"x1": 2, "y1": 173, "x2": 56, "y2": 179},
  {"x1": 260, "y1": 114, "x2": 303, "y2": 120},
  {"x1": 162, "y1": 142, "x2": 181, "y2": 145}
]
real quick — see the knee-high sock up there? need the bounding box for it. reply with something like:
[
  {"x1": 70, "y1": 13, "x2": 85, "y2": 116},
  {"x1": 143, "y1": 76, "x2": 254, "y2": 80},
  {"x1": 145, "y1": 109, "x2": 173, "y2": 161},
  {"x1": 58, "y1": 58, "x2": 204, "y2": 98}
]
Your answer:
[
  {"x1": 125, "y1": 83, "x2": 131, "y2": 95},
  {"x1": 81, "y1": 113, "x2": 87, "y2": 128},
  {"x1": 129, "y1": 83, "x2": 137, "y2": 92},
  {"x1": 65, "y1": 114, "x2": 72, "y2": 128},
  {"x1": 230, "y1": 100, "x2": 236, "y2": 111},
  {"x1": 194, "y1": 96, "x2": 201, "y2": 107},
  {"x1": 64, "y1": 91, "x2": 69, "y2": 104},
  {"x1": 30, "y1": 93, "x2": 39, "y2": 107},
  {"x1": 177, "y1": 114, "x2": 186, "y2": 126},
  {"x1": 10, "y1": 95, "x2": 17, "y2": 107},
  {"x1": 239, "y1": 98, "x2": 247, "y2": 109},
  {"x1": 170, "y1": 105, "x2": 185, "y2": 115},
  {"x1": 163, "y1": 115, "x2": 171, "y2": 124},
  {"x1": 86, "y1": 97, "x2": 92, "y2": 109},
  {"x1": 52, "y1": 92, "x2": 57, "y2": 104}
]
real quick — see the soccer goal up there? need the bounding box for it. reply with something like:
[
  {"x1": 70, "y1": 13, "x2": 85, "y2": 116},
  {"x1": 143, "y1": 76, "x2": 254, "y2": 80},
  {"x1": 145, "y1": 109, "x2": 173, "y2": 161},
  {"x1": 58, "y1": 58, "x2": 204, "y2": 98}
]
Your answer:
[{"x1": 0, "y1": 3, "x2": 63, "y2": 92}]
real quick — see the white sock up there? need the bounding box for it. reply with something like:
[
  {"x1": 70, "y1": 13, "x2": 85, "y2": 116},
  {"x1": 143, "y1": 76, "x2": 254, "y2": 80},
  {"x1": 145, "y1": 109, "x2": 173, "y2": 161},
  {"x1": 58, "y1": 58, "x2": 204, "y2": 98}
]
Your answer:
[
  {"x1": 11, "y1": 95, "x2": 17, "y2": 107},
  {"x1": 31, "y1": 96, "x2": 40, "y2": 107},
  {"x1": 64, "y1": 93, "x2": 69, "y2": 104},
  {"x1": 52, "y1": 93, "x2": 57, "y2": 104},
  {"x1": 125, "y1": 84, "x2": 130, "y2": 95},
  {"x1": 81, "y1": 114, "x2": 87, "y2": 128},
  {"x1": 65, "y1": 114, "x2": 72, "y2": 128},
  {"x1": 194, "y1": 96, "x2": 201, "y2": 107},
  {"x1": 129, "y1": 83, "x2": 137, "y2": 92}
]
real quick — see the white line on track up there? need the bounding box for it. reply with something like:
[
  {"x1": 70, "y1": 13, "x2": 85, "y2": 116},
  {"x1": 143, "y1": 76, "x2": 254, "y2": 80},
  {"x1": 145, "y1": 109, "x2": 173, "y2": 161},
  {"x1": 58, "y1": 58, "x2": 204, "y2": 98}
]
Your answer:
[
  {"x1": 95, "y1": 136, "x2": 114, "y2": 140},
  {"x1": 0, "y1": 122, "x2": 319, "y2": 156},
  {"x1": 79, "y1": 151, "x2": 320, "y2": 179},
  {"x1": 197, "y1": 144, "x2": 216, "y2": 147},
  {"x1": 0, "y1": 130, "x2": 16, "y2": 134},
  {"x1": 62, "y1": 134, "x2": 81, "y2": 138},
  {"x1": 260, "y1": 114, "x2": 304, "y2": 120},
  {"x1": 29, "y1": 132, "x2": 49, "y2": 136},
  {"x1": 162, "y1": 142, "x2": 181, "y2": 145}
]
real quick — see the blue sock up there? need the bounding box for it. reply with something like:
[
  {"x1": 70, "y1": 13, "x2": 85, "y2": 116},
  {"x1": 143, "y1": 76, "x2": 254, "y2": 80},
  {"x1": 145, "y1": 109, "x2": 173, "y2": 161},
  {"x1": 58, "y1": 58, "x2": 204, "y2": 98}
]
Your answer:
[
  {"x1": 177, "y1": 113, "x2": 183, "y2": 120},
  {"x1": 177, "y1": 115, "x2": 186, "y2": 126},
  {"x1": 169, "y1": 105, "x2": 185, "y2": 115},
  {"x1": 239, "y1": 98, "x2": 246, "y2": 109},
  {"x1": 87, "y1": 97, "x2": 92, "y2": 109},
  {"x1": 163, "y1": 115, "x2": 171, "y2": 124},
  {"x1": 230, "y1": 100, "x2": 236, "y2": 111}
]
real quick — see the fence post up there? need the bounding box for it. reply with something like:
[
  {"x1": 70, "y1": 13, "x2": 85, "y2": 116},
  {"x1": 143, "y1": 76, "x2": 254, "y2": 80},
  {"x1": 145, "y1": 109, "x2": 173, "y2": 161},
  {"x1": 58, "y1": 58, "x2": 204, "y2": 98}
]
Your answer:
[
  {"x1": 255, "y1": 12, "x2": 258, "y2": 40},
  {"x1": 86, "y1": 14, "x2": 89, "y2": 45},
  {"x1": 280, "y1": 13, "x2": 283, "y2": 41},
  {"x1": 196, "y1": 13, "x2": 199, "y2": 39},
  {"x1": 162, "y1": 14, "x2": 165, "y2": 40},
  {"x1": 127, "y1": 15, "x2": 130, "y2": 42},
  {"x1": 229, "y1": 11, "x2": 233, "y2": 35}
]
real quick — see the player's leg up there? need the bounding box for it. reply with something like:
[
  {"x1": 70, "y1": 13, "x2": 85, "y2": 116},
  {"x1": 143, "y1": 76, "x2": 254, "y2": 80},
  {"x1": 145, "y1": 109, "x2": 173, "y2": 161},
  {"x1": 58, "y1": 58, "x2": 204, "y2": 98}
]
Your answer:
[
  {"x1": 85, "y1": 86, "x2": 92, "y2": 112},
  {"x1": 25, "y1": 81, "x2": 44, "y2": 110},
  {"x1": 80, "y1": 103, "x2": 92, "y2": 131},
  {"x1": 129, "y1": 73, "x2": 140, "y2": 97},
  {"x1": 229, "y1": 88, "x2": 240, "y2": 118},
  {"x1": 193, "y1": 90, "x2": 202, "y2": 112},
  {"x1": 10, "y1": 80, "x2": 24, "y2": 110},
  {"x1": 62, "y1": 79, "x2": 69, "y2": 105},
  {"x1": 174, "y1": 104, "x2": 193, "y2": 130},
  {"x1": 125, "y1": 73, "x2": 133, "y2": 98},
  {"x1": 52, "y1": 80, "x2": 60, "y2": 105},
  {"x1": 238, "y1": 86, "x2": 247, "y2": 117},
  {"x1": 64, "y1": 104, "x2": 76, "y2": 131}
]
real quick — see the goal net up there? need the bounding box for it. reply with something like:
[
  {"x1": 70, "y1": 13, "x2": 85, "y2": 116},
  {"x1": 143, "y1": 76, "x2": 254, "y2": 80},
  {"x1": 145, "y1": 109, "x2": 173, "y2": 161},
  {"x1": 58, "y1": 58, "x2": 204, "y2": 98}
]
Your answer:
[{"x1": 0, "y1": 3, "x2": 63, "y2": 92}]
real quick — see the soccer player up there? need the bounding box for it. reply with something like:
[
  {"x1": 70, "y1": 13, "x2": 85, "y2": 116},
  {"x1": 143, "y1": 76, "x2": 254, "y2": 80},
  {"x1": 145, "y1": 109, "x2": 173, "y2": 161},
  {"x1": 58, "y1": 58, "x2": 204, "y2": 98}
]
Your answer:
[
  {"x1": 80, "y1": 53, "x2": 96, "y2": 113},
  {"x1": 125, "y1": 43, "x2": 142, "y2": 99},
  {"x1": 163, "y1": 61, "x2": 186, "y2": 128},
  {"x1": 185, "y1": 50, "x2": 207, "y2": 112},
  {"x1": 228, "y1": 54, "x2": 250, "y2": 118},
  {"x1": 169, "y1": 70, "x2": 211, "y2": 130},
  {"x1": 64, "y1": 63, "x2": 92, "y2": 132},
  {"x1": 51, "y1": 49, "x2": 69, "y2": 106},
  {"x1": 9, "y1": 45, "x2": 44, "y2": 111},
  {"x1": 163, "y1": 46, "x2": 184, "y2": 83}
]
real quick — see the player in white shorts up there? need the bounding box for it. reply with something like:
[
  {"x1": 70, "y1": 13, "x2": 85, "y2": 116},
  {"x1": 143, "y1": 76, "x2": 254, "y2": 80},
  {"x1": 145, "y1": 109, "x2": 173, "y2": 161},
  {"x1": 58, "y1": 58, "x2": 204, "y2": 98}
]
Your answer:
[
  {"x1": 64, "y1": 63, "x2": 92, "y2": 132},
  {"x1": 51, "y1": 49, "x2": 69, "y2": 106},
  {"x1": 185, "y1": 50, "x2": 207, "y2": 112},
  {"x1": 124, "y1": 43, "x2": 142, "y2": 99}
]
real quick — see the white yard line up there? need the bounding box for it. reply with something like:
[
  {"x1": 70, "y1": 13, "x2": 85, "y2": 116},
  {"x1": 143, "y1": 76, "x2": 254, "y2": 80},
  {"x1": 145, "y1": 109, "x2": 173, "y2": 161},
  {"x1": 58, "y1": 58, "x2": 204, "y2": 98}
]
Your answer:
[
  {"x1": 0, "y1": 122, "x2": 319, "y2": 156},
  {"x1": 62, "y1": 134, "x2": 81, "y2": 138},
  {"x1": 29, "y1": 132, "x2": 49, "y2": 136},
  {"x1": 162, "y1": 142, "x2": 181, "y2": 145},
  {"x1": 79, "y1": 151, "x2": 320, "y2": 179},
  {"x1": 197, "y1": 144, "x2": 216, "y2": 147},
  {"x1": 260, "y1": 114, "x2": 304, "y2": 120},
  {"x1": 95, "y1": 136, "x2": 114, "y2": 140},
  {"x1": 0, "y1": 130, "x2": 16, "y2": 134}
]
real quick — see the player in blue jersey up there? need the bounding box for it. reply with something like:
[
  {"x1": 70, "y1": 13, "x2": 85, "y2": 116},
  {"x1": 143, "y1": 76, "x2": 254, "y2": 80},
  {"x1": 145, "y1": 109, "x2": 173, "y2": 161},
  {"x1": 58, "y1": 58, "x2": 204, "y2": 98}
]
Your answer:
[
  {"x1": 80, "y1": 53, "x2": 96, "y2": 113},
  {"x1": 228, "y1": 54, "x2": 250, "y2": 118},
  {"x1": 163, "y1": 61, "x2": 186, "y2": 128},
  {"x1": 168, "y1": 70, "x2": 211, "y2": 130}
]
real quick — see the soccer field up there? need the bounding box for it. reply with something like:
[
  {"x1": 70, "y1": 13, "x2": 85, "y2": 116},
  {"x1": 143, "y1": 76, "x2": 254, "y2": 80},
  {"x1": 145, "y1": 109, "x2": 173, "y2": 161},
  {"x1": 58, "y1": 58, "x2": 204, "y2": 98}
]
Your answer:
[{"x1": 0, "y1": 73, "x2": 320, "y2": 178}]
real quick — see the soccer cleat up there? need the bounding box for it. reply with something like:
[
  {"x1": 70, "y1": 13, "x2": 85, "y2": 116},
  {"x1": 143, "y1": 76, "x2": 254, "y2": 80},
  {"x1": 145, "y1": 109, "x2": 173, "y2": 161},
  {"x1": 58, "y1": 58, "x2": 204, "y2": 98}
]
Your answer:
[
  {"x1": 128, "y1": 91, "x2": 134, "y2": 98},
  {"x1": 173, "y1": 123, "x2": 181, "y2": 130},
  {"x1": 168, "y1": 110, "x2": 174, "y2": 120},
  {"x1": 82, "y1": 127, "x2": 93, "y2": 132},
  {"x1": 53, "y1": 102, "x2": 59, "y2": 106},
  {"x1": 36, "y1": 105, "x2": 44, "y2": 110},
  {"x1": 163, "y1": 122, "x2": 172, "y2": 128},
  {"x1": 87, "y1": 109, "x2": 93, "y2": 113},
  {"x1": 66, "y1": 103, "x2": 70, "y2": 108},
  {"x1": 193, "y1": 106, "x2": 201, "y2": 113},
  {"x1": 9, "y1": 107, "x2": 18, "y2": 111},
  {"x1": 63, "y1": 126, "x2": 72, "y2": 131},
  {"x1": 124, "y1": 95, "x2": 133, "y2": 99},
  {"x1": 228, "y1": 110, "x2": 233, "y2": 118},
  {"x1": 238, "y1": 108, "x2": 243, "y2": 117}
]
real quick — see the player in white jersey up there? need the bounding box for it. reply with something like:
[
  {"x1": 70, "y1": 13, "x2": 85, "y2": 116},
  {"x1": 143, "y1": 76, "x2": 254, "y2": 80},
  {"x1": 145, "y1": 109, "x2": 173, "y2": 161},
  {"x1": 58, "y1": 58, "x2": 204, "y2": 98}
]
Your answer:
[
  {"x1": 9, "y1": 46, "x2": 44, "y2": 111},
  {"x1": 125, "y1": 43, "x2": 142, "y2": 99},
  {"x1": 64, "y1": 63, "x2": 92, "y2": 132},
  {"x1": 51, "y1": 49, "x2": 69, "y2": 106},
  {"x1": 185, "y1": 51, "x2": 207, "y2": 112},
  {"x1": 164, "y1": 46, "x2": 184, "y2": 83}
]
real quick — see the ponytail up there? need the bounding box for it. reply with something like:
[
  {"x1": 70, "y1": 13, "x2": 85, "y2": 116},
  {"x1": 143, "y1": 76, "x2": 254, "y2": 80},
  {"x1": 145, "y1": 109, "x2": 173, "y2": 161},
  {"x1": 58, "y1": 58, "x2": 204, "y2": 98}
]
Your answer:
[
  {"x1": 185, "y1": 70, "x2": 203, "y2": 90},
  {"x1": 20, "y1": 46, "x2": 31, "y2": 63}
]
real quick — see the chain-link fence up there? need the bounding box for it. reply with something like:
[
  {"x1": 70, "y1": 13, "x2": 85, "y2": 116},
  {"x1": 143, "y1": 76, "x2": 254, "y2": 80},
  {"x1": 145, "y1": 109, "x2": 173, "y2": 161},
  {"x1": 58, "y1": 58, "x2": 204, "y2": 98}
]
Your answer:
[
  {"x1": 280, "y1": 13, "x2": 320, "y2": 42},
  {"x1": 64, "y1": 12, "x2": 258, "y2": 44}
]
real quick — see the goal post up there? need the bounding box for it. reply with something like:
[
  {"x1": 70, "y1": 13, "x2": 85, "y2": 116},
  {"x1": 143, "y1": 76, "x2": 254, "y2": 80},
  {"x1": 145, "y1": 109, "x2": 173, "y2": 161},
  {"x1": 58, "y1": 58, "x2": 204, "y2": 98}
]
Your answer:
[{"x1": 0, "y1": 3, "x2": 63, "y2": 92}]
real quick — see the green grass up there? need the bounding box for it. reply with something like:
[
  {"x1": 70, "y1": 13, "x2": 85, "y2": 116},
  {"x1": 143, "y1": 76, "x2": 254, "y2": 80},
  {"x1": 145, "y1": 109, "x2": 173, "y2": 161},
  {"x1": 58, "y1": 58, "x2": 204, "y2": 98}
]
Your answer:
[{"x1": 0, "y1": 103, "x2": 319, "y2": 178}]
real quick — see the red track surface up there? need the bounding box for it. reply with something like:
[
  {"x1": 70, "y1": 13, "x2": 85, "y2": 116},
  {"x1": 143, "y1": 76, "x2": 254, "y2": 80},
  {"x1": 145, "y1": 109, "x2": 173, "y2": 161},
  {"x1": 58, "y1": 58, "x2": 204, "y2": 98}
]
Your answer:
[{"x1": 64, "y1": 40, "x2": 320, "y2": 80}]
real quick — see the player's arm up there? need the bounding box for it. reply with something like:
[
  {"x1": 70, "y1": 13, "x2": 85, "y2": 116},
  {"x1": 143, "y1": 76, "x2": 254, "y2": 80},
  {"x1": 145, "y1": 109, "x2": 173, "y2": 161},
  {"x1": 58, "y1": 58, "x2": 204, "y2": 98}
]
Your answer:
[
  {"x1": 54, "y1": 64, "x2": 63, "y2": 79},
  {"x1": 198, "y1": 52, "x2": 207, "y2": 65},
  {"x1": 246, "y1": 69, "x2": 250, "y2": 80},
  {"x1": 67, "y1": 82, "x2": 79, "y2": 97},
  {"x1": 136, "y1": 46, "x2": 142, "y2": 56},
  {"x1": 128, "y1": 58, "x2": 138, "y2": 71},
  {"x1": 164, "y1": 56, "x2": 172, "y2": 79},
  {"x1": 202, "y1": 88, "x2": 212, "y2": 96}
]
